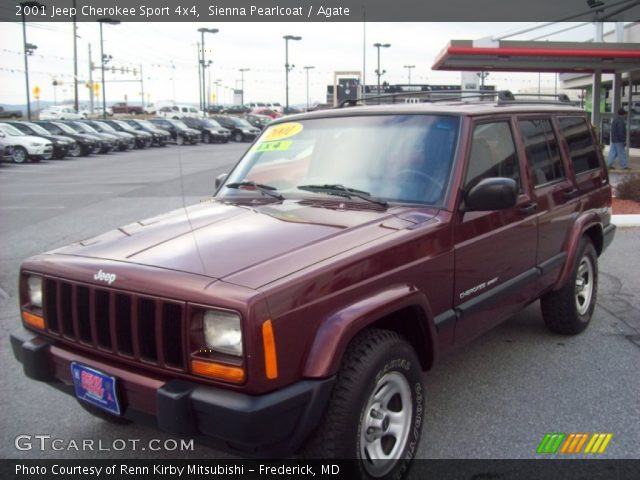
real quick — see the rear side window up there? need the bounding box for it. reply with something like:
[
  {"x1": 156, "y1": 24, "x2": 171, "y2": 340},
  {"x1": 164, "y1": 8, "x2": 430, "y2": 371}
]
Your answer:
[
  {"x1": 518, "y1": 119, "x2": 565, "y2": 186},
  {"x1": 465, "y1": 121, "x2": 521, "y2": 190},
  {"x1": 558, "y1": 117, "x2": 600, "y2": 174}
]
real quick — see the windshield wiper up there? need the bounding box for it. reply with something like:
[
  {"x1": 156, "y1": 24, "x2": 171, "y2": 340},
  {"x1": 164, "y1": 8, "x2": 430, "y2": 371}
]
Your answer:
[
  {"x1": 297, "y1": 184, "x2": 388, "y2": 207},
  {"x1": 225, "y1": 181, "x2": 284, "y2": 200}
]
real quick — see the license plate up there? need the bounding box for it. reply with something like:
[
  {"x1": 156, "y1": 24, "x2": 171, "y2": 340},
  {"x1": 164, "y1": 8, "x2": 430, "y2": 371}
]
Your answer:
[{"x1": 70, "y1": 362, "x2": 121, "y2": 416}]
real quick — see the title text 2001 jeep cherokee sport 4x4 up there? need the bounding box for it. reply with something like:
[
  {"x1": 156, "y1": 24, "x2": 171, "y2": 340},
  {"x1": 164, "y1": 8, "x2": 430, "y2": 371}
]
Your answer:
[{"x1": 12, "y1": 92, "x2": 615, "y2": 479}]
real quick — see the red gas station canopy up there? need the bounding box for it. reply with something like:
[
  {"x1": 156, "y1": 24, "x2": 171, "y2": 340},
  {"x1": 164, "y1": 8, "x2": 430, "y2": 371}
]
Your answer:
[{"x1": 432, "y1": 40, "x2": 640, "y2": 74}]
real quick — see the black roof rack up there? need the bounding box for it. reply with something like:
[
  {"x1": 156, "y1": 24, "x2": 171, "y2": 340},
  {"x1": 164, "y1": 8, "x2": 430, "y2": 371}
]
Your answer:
[{"x1": 337, "y1": 90, "x2": 573, "y2": 108}]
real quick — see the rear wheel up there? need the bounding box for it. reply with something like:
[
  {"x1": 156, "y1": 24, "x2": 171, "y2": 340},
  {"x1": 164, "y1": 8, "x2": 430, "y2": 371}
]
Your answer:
[
  {"x1": 176, "y1": 135, "x2": 185, "y2": 146},
  {"x1": 203, "y1": 132, "x2": 211, "y2": 143},
  {"x1": 13, "y1": 146, "x2": 28, "y2": 164},
  {"x1": 234, "y1": 132, "x2": 243, "y2": 142},
  {"x1": 303, "y1": 329, "x2": 424, "y2": 479},
  {"x1": 541, "y1": 238, "x2": 598, "y2": 335},
  {"x1": 68, "y1": 144, "x2": 81, "y2": 157}
]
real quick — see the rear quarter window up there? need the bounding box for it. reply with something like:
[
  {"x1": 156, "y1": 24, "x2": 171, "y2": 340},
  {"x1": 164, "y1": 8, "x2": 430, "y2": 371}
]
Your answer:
[{"x1": 558, "y1": 117, "x2": 601, "y2": 174}]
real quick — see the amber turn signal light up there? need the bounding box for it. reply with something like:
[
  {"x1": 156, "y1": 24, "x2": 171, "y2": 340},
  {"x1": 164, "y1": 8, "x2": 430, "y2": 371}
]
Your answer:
[
  {"x1": 191, "y1": 359, "x2": 245, "y2": 384},
  {"x1": 262, "y1": 319, "x2": 278, "y2": 380},
  {"x1": 22, "y1": 311, "x2": 45, "y2": 330}
]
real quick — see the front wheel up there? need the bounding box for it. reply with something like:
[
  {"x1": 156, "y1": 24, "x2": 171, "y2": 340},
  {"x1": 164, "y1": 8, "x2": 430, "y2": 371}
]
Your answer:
[
  {"x1": 303, "y1": 329, "x2": 424, "y2": 479},
  {"x1": 541, "y1": 238, "x2": 598, "y2": 335},
  {"x1": 234, "y1": 132, "x2": 243, "y2": 142},
  {"x1": 203, "y1": 132, "x2": 211, "y2": 144},
  {"x1": 176, "y1": 135, "x2": 185, "y2": 146},
  {"x1": 13, "y1": 146, "x2": 28, "y2": 164}
]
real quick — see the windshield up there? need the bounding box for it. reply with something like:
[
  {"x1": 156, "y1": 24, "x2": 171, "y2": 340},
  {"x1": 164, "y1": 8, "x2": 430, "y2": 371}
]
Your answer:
[
  {"x1": 71, "y1": 122, "x2": 97, "y2": 134},
  {"x1": 137, "y1": 120, "x2": 156, "y2": 129},
  {"x1": 202, "y1": 119, "x2": 221, "y2": 128},
  {"x1": 52, "y1": 122, "x2": 78, "y2": 134},
  {"x1": 233, "y1": 118, "x2": 252, "y2": 128},
  {"x1": 0, "y1": 124, "x2": 24, "y2": 136},
  {"x1": 219, "y1": 115, "x2": 460, "y2": 205},
  {"x1": 169, "y1": 120, "x2": 188, "y2": 129},
  {"x1": 24, "y1": 122, "x2": 50, "y2": 135},
  {"x1": 96, "y1": 122, "x2": 116, "y2": 132}
]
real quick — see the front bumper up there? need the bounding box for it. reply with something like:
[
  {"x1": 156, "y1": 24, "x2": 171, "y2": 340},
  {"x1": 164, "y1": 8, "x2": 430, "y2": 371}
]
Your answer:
[{"x1": 10, "y1": 326, "x2": 334, "y2": 456}]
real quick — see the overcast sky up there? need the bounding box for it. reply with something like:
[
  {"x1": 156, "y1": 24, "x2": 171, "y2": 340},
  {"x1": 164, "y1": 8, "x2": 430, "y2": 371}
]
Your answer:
[{"x1": 0, "y1": 21, "x2": 607, "y2": 107}]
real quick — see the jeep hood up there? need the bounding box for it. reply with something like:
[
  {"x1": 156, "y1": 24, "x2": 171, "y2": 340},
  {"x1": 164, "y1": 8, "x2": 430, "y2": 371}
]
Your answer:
[{"x1": 50, "y1": 199, "x2": 434, "y2": 288}]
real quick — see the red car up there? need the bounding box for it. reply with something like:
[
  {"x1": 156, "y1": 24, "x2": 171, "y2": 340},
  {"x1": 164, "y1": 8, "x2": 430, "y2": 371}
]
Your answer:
[
  {"x1": 110, "y1": 103, "x2": 143, "y2": 115},
  {"x1": 252, "y1": 108, "x2": 282, "y2": 119},
  {"x1": 12, "y1": 91, "x2": 615, "y2": 478}
]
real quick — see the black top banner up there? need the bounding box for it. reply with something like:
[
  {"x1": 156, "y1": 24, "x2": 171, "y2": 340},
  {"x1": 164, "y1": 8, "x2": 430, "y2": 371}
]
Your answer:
[{"x1": 3, "y1": 0, "x2": 640, "y2": 22}]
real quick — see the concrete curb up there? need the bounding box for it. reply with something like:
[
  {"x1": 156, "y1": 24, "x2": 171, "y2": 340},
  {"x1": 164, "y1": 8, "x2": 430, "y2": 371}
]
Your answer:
[{"x1": 612, "y1": 214, "x2": 640, "y2": 227}]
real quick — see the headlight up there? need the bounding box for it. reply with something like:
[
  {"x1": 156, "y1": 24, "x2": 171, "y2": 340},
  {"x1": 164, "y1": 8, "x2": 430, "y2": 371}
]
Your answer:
[
  {"x1": 203, "y1": 310, "x2": 242, "y2": 356},
  {"x1": 27, "y1": 276, "x2": 43, "y2": 308}
]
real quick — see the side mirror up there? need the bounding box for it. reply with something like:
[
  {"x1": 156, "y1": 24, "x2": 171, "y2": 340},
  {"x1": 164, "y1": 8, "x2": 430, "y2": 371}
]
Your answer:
[
  {"x1": 215, "y1": 173, "x2": 228, "y2": 189},
  {"x1": 464, "y1": 177, "x2": 517, "y2": 211}
]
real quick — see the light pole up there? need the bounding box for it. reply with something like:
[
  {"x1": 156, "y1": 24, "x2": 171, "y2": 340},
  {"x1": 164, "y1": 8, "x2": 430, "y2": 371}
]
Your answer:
[
  {"x1": 198, "y1": 27, "x2": 219, "y2": 112},
  {"x1": 238, "y1": 68, "x2": 250, "y2": 106},
  {"x1": 20, "y1": 1, "x2": 42, "y2": 121},
  {"x1": 283, "y1": 35, "x2": 302, "y2": 111},
  {"x1": 304, "y1": 66, "x2": 315, "y2": 110},
  {"x1": 404, "y1": 65, "x2": 415, "y2": 85},
  {"x1": 98, "y1": 18, "x2": 120, "y2": 119},
  {"x1": 477, "y1": 71, "x2": 489, "y2": 89},
  {"x1": 72, "y1": 0, "x2": 78, "y2": 112},
  {"x1": 373, "y1": 43, "x2": 390, "y2": 103}
]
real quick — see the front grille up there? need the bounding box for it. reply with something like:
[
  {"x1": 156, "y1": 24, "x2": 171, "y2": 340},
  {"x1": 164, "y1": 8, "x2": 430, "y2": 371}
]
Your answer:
[{"x1": 43, "y1": 277, "x2": 187, "y2": 371}]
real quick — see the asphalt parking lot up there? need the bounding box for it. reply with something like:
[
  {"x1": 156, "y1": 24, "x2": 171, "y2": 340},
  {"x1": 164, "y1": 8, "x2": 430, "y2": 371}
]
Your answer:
[{"x1": 1, "y1": 144, "x2": 639, "y2": 460}]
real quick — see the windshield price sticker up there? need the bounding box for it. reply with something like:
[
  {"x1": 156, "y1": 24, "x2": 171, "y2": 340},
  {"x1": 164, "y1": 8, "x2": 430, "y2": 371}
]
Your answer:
[
  {"x1": 253, "y1": 140, "x2": 292, "y2": 152},
  {"x1": 263, "y1": 122, "x2": 303, "y2": 141}
]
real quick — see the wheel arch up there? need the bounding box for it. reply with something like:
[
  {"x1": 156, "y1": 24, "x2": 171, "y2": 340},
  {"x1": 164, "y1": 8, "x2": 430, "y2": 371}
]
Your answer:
[
  {"x1": 302, "y1": 285, "x2": 438, "y2": 378},
  {"x1": 554, "y1": 212, "x2": 603, "y2": 291}
]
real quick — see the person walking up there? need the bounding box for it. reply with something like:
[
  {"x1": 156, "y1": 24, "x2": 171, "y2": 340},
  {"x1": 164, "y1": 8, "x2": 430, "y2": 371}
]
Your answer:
[{"x1": 607, "y1": 108, "x2": 629, "y2": 170}]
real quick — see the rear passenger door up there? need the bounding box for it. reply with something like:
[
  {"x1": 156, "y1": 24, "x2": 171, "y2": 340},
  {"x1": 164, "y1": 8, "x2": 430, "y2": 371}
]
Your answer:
[
  {"x1": 516, "y1": 117, "x2": 576, "y2": 287},
  {"x1": 453, "y1": 119, "x2": 538, "y2": 344}
]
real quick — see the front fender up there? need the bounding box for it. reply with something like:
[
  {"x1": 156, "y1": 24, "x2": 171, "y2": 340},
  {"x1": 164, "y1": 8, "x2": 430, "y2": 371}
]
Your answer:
[{"x1": 302, "y1": 284, "x2": 437, "y2": 378}]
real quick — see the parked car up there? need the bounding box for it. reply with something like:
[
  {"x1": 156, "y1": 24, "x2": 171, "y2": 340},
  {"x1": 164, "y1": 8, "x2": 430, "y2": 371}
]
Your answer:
[
  {"x1": 10, "y1": 121, "x2": 78, "y2": 159},
  {"x1": 211, "y1": 115, "x2": 260, "y2": 142},
  {"x1": 36, "y1": 121, "x2": 99, "y2": 156},
  {"x1": 224, "y1": 104, "x2": 251, "y2": 115},
  {"x1": 84, "y1": 120, "x2": 135, "y2": 151},
  {"x1": 282, "y1": 106, "x2": 302, "y2": 115},
  {"x1": 0, "y1": 106, "x2": 22, "y2": 119},
  {"x1": 122, "y1": 119, "x2": 169, "y2": 147},
  {"x1": 245, "y1": 113, "x2": 273, "y2": 130},
  {"x1": 79, "y1": 105, "x2": 113, "y2": 118},
  {"x1": 102, "y1": 119, "x2": 153, "y2": 148},
  {"x1": 0, "y1": 123, "x2": 52, "y2": 163},
  {"x1": 252, "y1": 108, "x2": 281, "y2": 120},
  {"x1": 246, "y1": 102, "x2": 266, "y2": 110},
  {"x1": 180, "y1": 117, "x2": 231, "y2": 143},
  {"x1": 157, "y1": 104, "x2": 203, "y2": 120},
  {"x1": 110, "y1": 102, "x2": 144, "y2": 115},
  {"x1": 143, "y1": 103, "x2": 157, "y2": 115},
  {"x1": 39, "y1": 105, "x2": 82, "y2": 120},
  {"x1": 58, "y1": 121, "x2": 115, "y2": 153},
  {"x1": 149, "y1": 118, "x2": 199, "y2": 145},
  {"x1": 10, "y1": 93, "x2": 615, "y2": 478},
  {"x1": 0, "y1": 132, "x2": 15, "y2": 161},
  {"x1": 206, "y1": 104, "x2": 226, "y2": 114}
]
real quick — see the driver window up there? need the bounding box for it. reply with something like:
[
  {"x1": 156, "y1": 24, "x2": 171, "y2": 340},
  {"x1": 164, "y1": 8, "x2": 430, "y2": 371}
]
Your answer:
[{"x1": 465, "y1": 121, "x2": 521, "y2": 190}]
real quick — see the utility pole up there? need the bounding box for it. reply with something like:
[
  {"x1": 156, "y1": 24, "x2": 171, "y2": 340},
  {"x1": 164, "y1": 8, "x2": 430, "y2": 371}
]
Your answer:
[
  {"x1": 477, "y1": 71, "x2": 489, "y2": 89},
  {"x1": 20, "y1": 2, "x2": 40, "y2": 121},
  {"x1": 197, "y1": 42, "x2": 202, "y2": 109},
  {"x1": 304, "y1": 66, "x2": 315, "y2": 110},
  {"x1": 238, "y1": 68, "x2": 249, "y2": 105},
  {"x1": 88, "y1": 43, "x2": 94, "y2": 114},
  {"x1": 140, "y1": 64, "x2": 145, "y2": 109},
  {"x1": 72, "y1": 0, "x2": 78, "y2": 112},
  {"x1": 198, "y1": 28, "x2": 219, "y2": 111},
  {"x1": 373, "y1": 42, "x2": 390, "y2": 104},
  {"x1": 283, "y1": 35, "x2": 302, "y2": 111},
  {"x1": 404, "y1": 65, "x2": 415, "y2": 84}
]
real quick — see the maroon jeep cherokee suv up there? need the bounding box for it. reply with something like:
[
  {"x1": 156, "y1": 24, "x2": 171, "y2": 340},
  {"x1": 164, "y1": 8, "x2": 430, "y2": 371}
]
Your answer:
[{"x1": 12, "y1": 94, "x2": 615, "y2": 478}]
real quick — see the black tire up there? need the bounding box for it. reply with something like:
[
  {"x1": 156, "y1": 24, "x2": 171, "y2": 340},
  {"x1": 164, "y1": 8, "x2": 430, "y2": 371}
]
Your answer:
[
  {"x1": 68, "y1": 144, "x2": 82, "y2": 157},
  {"x1": 13, "y1": 146, "x2": 28, "y2": 164},
  {"x1": 77, "y1": 401, "x2": 132, "y2": 425},
  {"x1": 541, "y1": 238, "x2": 598, "y2": 335},
  {"x1": 203, "y1": 132, "x2": 211, "y2": 144},
  {"x1": 303, "y1": 329, "x2": 424, "y2": 480},
  {"x1": 234, "y1": 132, "x2": 243, "y2": 142},
  {"x1": 176, "y1": 135, "x2": 185, "y2": 146}
]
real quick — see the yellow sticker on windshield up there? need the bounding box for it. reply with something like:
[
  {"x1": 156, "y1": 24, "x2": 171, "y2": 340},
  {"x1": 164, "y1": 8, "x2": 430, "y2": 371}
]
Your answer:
[
  {"x1": 263, "y1": 122, "x2": 303, "y2": 141},
  {"x1": 253, "y1": 140, "x2": 292, "y2": 152}
]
